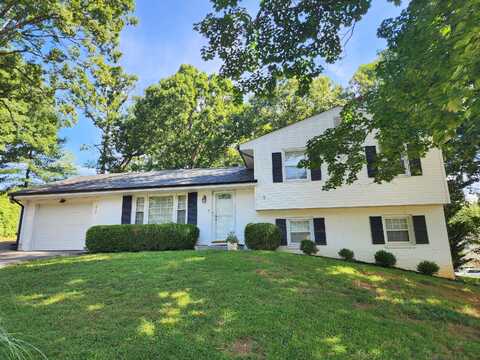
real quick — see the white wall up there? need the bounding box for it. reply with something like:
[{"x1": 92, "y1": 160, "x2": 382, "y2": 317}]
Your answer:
[
  {"x1": 17, "y1": 190, "x2": 454, "y2": 278},
  {"x1": 255, "y1": 204, "x2": 454, "y2": 278},
  {"x1": 240, "y1": 107, "x2": 450, "y2": 210}
]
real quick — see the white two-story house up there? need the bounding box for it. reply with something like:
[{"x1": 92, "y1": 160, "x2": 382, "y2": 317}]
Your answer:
[{"x1": 11, "y1": 107, "x2": 454, "y2": 277}]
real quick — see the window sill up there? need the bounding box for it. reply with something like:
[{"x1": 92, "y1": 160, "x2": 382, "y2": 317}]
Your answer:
[{"x1": 385, "y1": 243, "x2": 416, "y2": 249}]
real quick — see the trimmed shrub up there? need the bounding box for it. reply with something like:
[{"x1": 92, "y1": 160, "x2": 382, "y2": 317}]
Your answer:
[
  {"x1": 374, "y1": 250, "x2": 397, "y2": 267},
  {"x1": 244, "y1": 223, "x2": 281, "y2": 250},
  {"x1": 417, "y1": 261, "x2": 440, "y2": 276},
  {"x1": 338, "y1": 248, "x2": 354, "y2": 261},
  {"x1": 300, "y1": 240, "x2": 318, "y2": 255},
  {"x1": 86, "y1": 224, "x2": 199, "y2": 253}
]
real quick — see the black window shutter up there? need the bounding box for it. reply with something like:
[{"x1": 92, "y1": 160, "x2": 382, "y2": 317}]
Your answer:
[
  {"x1": 121, "y1": 195, "x2": 132, "y2": 224},
  {"x1": 313, "y1": 218, "x2": 326, "y2": 245},
  {"x1": 413, "y1": 215, "x2": 429, "y2": 244},
  {"x1": 365, "y1": 146, "x2": 377, "y2": 178},
  {"x1": 311, "y1": 167, "x2": 322, "y2": 181},
  {"x1": 187, "y1": 192, "x2": 198, "y2": 225},
  {"x1": 409, "y1": 158, "x2": 423, "y2": 176},
  {"x1": 272, "y1": 152, "x2": 283, "y2": 183},
  {"x1": 275, "y1": 219, "x2": 287, "y2": 245},
  {"x1": 369, "y1": 216, "x2": 385, "y2": 244}
]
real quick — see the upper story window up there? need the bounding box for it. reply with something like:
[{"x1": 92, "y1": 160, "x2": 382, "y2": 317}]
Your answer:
[
  {"x1": 384, "y1": 216, "x2": 412, "y2": 243},
  {"x1": 285, "y1": 151, "x2": 307, "y2": 181}
]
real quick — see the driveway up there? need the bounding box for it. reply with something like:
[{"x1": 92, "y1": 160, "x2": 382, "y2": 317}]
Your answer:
[{"x1": 0, "y1": 241, "x2": 83, "y2": 268}]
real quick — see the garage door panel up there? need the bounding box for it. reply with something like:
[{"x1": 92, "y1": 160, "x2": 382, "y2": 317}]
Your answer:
[{"x1": 32, "y1": 202, "x2": 93, "y2": 250}]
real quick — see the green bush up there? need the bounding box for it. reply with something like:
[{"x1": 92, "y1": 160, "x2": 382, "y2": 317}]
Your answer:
[
  {"x1": 244, "y1": 223, "x2": 281, "y2": 250},
  {"x1": 417, "y1": 261, "x2": 440, "y2": 276},
  {"x1": 0, "y1": 194, "x2": 20, "y2": 239},
  {"x1": 300, "y1": 240, "x2": 318, "y2": 255},
  {"x1": 374, "y1": 250, "x2": 397, "y2": 267},
  {"x1": 338, "y1": 248, "x2": 354, "y2": 261},
  {"x1": 86, "y1": 224, "x2": 199, "y2": 253}
]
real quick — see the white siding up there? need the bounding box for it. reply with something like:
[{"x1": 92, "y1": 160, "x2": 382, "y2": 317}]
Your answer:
[
  {"x1": 255, "y1": 204, "x2": 454, "y2": 278},
  {"x1": 240, "y1": 107, "x2": 450, "y2": 210}
]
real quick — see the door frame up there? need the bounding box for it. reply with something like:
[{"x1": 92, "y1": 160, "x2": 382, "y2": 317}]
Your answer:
[{"x1": 212, "y1": 190, "x2": 236, "y2": 242}]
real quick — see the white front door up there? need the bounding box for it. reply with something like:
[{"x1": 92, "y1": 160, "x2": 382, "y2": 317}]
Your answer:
[{"x1": 214, "y1": 192, "x2": 234, "y2": 241}]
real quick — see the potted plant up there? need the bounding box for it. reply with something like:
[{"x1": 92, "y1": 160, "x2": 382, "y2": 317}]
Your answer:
[{"x1": 226, "y1": 232, "x2": 239, "y2": 251}]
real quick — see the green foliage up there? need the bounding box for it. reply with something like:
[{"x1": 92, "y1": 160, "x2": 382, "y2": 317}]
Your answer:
[
  {"x1": 300, "y1": 240, "x2": 318, "y2": 256},
  {"x1": 374, "y1": 250, "x2": 397, "y2": 268},
  {"x1": 0, "y1": 321, "x2": 46, "y2": 360},
  {"x1": 0, "y1": 0, "x2": 136, "y2": 123},
  {"x1": 417, "y1": 261, "x2": 440, "y2": 276},
  {"x1": 225, "y1": 232, "x2": 238, "y2": 244},
  {"x1": 304, "y1": 0, "x2": 480, "y2": 190},
  {"x1": 338, "y1": 248, "x2": 355, "y2": 261},
  {"x1": 244, "y1": 223, "x2": 281, "y2": 250},
  {"x1": 242, "y1": 76, "x2": 346, "y2": 138},
  {"x1": 72, "y1": 59, "x2": 137, "y2": 173},
  {"x1": 448, "y1": 202, "x2": 480, "y2": 267},
  {"x1": 196, "y1": 0, "x2": 373, "y2": 94},
  {"x1": 0, "y1": 194, "x2": 19, "y2": 239},
  {"x1": 125, "y1": 65, "x2": 245, "y2": 170},
  {"x1": 85, "y1": 224, "x2": 199, "y2": 253},
  {"x1": 0, "y1": 99, "x2": 76, "y2": 189}
]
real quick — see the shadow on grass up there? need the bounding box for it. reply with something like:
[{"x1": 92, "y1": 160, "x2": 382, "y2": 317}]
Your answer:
[{"x1": 0, "y1": 251, "x2": 479, "y2": 359}]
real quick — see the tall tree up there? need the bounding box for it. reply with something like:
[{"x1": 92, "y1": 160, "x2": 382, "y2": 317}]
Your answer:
[
  {"x1": 195, "y1": 0, "x2": 381, "y2": 95},
  {"x1": 0, "y1": 0, "x2": 136, "y2": 120},
  {"x1": 73, "y1": 58, "x2": 137, "y2": 173},
  {"x1": 302, "y1": 1, "x2": 479, "y2": 189},
  {"x1": 0, "y1": 101, "x2": 75, "y2": 189},
  {"x1": 243, "y1": 76, "x2": 345, "y2": 138},
  {"x1": 126, "y1": 65, "x2": 244, "y2": 170}
]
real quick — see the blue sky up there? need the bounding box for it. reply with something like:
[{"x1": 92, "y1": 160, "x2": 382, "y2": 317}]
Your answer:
[{"x1": 60, "y1": 0, "x2": 406, "y2": 175}]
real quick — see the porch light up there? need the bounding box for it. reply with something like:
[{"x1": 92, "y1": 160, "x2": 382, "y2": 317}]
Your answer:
[
  {"x1": 202, "y1": 195, "x2": 207, "y2": 204},
  {"x1": 59, "y1": 198, "x2": 66, "y2": 203}
]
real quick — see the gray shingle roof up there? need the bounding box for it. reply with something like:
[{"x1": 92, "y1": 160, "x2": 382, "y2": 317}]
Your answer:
[{"x1": 11, "y1": 167, "x2": 256, "y2": 197}]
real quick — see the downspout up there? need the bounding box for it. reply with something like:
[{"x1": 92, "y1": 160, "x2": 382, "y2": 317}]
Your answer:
[{"x1": 9, "y1": 197, "x2": 24, "y2": 251}]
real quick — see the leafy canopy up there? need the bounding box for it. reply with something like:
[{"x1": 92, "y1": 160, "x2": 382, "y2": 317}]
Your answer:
[
  {"x1": 242, "y1": 75, "x2": 346, "y2": 138},
  {"x1": 196, "y1": 0, "x2": 400, "y2": 95},
  {"x1": 0, "y1": 0, "x2": 136, "y2": 130},
  {"x1": 304, "y1": 0, "x2": 480, "y2": 189},
  {"x1": 125, "y1": 65, "x2": 245, "y2": 170},
  {"x1": 72, "y1": 58, "x2": 137, "y2": 173}
]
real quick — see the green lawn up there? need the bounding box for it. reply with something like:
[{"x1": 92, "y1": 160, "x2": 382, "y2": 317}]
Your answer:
[{"x1": 1, "y1": 251, "x2": 479, "y2": 359}]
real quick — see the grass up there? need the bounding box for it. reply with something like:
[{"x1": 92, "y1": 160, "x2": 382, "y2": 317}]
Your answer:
[{"x1": 0, "y1": 251, "x2": 479, "y2": 359}]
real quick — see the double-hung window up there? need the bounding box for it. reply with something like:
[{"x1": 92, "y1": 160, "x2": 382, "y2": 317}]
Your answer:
[
  {"x1": 176, "y1": 195, "x2": 187, "y2": 224},
  {"x1": 285, "y1": 151, "x2": 307, "y2": 181},
  {"x1": 148, "y1": 196, "x2": 174, "y2": 224},
  {"x1": 135, "y1": 197, "x2": 145, "y2": 224},
  {"x1": 384, "y1": 216, "x2": 411, "y2": 243},
  {"x1": 288, "y1": 219, "x2": 312, "y2": 244}
]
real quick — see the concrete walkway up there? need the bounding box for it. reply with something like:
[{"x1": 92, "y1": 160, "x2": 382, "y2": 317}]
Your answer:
[{"x1": 0, "y1": 242, "x2": 83, "y2": 268}]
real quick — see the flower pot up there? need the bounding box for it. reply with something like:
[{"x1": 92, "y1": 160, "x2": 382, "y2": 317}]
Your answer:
[{"x1": 227, "y1": 242, "x2": 238, "y2": 251}]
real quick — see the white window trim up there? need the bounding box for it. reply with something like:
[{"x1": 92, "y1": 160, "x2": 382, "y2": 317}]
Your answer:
[
  {"x1": 286, "y1": 218, "x2": 314, "y2": 247},
  {"x1": 397, "y1": 155, "x2": 412, "y2": 177},
  {"x1": 382, "y1": 215, "x2": 416, "y2": 247},
  {"x1": 283, "y1": 148, "x2": 310, "y2": 182},
  {"x1": 131, "y1": 193, "x2": 188, "y2": 225}
]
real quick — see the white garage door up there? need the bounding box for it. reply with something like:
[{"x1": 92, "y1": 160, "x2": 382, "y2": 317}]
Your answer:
[{"x1": 32, "y1": 202, "x2": 93, "y2": 250}]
